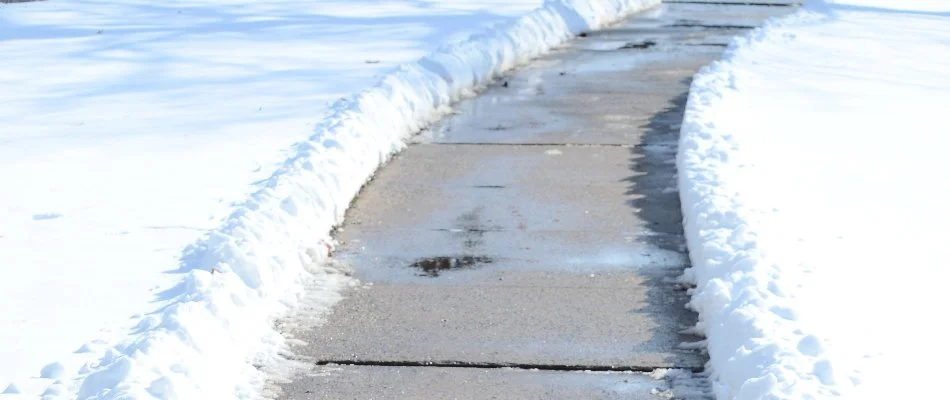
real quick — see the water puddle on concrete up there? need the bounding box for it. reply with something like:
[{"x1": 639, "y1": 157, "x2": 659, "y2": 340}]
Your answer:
[
  {"x1": 410, "y1": 256, "x2": 494, "y2": 277},
  {"x1": 619, "y1": 40, "x2": 657, "y2": 50}
]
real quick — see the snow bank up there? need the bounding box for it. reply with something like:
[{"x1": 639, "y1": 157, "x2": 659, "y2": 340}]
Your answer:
[
  {"x1": 1, "y1": 2, "x2": 545, "y2": 395},
  {"x1": 0, "y1": 0, "x2": 657, "y2": 398},
  {"x1": 678, "y1": 0, "x2": 950, "y2": 398}
]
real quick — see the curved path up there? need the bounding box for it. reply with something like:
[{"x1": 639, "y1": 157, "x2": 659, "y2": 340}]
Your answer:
[{"x1": 276, "y1": 2, "x2": 794, "y2": 399}]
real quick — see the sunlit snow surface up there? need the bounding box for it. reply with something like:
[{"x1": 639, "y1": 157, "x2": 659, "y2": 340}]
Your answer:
[
  {"x1": 0, "y1": 0, "x2": 659, "y2": 398},
  {"x1": 679, "y1": 0, "x2": 950, "y2": 398}
]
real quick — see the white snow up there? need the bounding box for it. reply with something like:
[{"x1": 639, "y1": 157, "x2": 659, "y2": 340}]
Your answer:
[
  {"x1": 678, "y1": 0, "x2": 950, "y2": 398},
  {"x1": 0, "y1": 0, "x2": 659, "y2": 398}
]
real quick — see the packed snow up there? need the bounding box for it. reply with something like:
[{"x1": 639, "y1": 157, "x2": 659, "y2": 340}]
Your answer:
[
  {"x1": 0, "y1": 0, "x2": 659, "y2": 398},
  {"x1": 678, "y1": 0, "x2": 950, "y2": 398}
]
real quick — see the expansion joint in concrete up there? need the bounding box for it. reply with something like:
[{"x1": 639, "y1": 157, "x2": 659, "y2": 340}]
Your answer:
[
  {"x1": 423, "y1": 142, "x2": 636, "y2": 148},
  {"x1": 315, "y1": 360, "x2": 705, "y2": 373},
  {"x1": 663, "y1": 1, "x2": 799, "y2": 7}
]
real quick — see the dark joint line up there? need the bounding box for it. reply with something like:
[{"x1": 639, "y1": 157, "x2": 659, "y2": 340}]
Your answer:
[
  {"x1": 432, "y1": 228, "x2": 503, "y2": 233},
  {"x1": 315, "y1": 360, "x2": 704, "y2": 373},
  {"x1": 668, "y1": 23, "x2": 757, "y2": 29},
  {"x1": 663, "y1": 1, "x2": 800, "y2": 6},
  {"x1": 427, "y1": 142, "x2": 635, "y2": 148}
]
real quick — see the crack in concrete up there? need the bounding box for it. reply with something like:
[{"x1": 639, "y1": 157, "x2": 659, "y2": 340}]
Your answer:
[
  {"x1": 472, "y1": 185, "x2": 507, "y2": 189},
  {"x1": 432, "y1": 228, "x2": 504, "y2": 233}
]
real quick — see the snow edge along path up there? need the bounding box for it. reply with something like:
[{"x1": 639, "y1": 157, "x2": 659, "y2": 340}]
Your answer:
[
  {"x1": 676, "y1": 4, "x2": 822, "y2": 400},
  {"x1": 677, "y1": 1, "x2": 950, "y2": 397},
  {"x1": 72, "y1": 0, "x2": 660, "y2": 398}
]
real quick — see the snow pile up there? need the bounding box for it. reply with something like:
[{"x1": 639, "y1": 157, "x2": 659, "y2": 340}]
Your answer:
[
  {"x1": 1, "y1": 0, "x2": 657, "y2": 398},
  {"x1": 678, "y1": 0, "x2": 950, "y2": 398}
]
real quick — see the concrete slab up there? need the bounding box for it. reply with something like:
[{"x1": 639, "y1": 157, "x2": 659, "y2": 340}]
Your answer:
[
  {"x1": 411, "y1": 52, "x2": 701, "y2": 146},
  {"x1": 279, "y1": 365, "x2": 681, "y2": 400},
  {"x1": 289, "y1": 271, "x2": 702, "y2": 369},
  {"x1": 335, "y1": 145, "x2": 685, "y2": 283}
]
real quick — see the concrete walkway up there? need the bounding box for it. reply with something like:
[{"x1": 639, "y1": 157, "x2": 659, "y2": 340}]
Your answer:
[{"x1": 276, "y1": 2, "x2": 794, "y2": 399}]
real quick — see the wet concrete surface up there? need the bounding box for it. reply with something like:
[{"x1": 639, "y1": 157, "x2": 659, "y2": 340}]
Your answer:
[
  {"x1": 278, "y1": 2, "x2": 795, "y2": 399},
  {"x1": 335, "y1": 145, "x2": 688, "y2": 284}
]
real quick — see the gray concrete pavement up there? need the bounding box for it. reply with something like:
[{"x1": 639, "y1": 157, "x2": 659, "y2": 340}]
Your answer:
[
  {"x1": 295, "y1": 272, "x2": 697, "y2": 368},
  {"x1": 276, "y1": 2, "x2": 794, "y2": 399}
]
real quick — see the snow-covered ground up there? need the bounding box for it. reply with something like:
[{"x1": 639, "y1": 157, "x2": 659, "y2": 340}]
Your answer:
[
  {"x1": 1, "y1": 0, "x2": 658, "y2": 398},
  {"x1": 678, "y1": 0, "x2": 950, "y2": 398}
]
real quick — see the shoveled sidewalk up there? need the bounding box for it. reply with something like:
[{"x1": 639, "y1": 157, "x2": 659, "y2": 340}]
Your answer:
[{"x1": 276, "y1": 2, "x2": 795, "y2": 398}]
